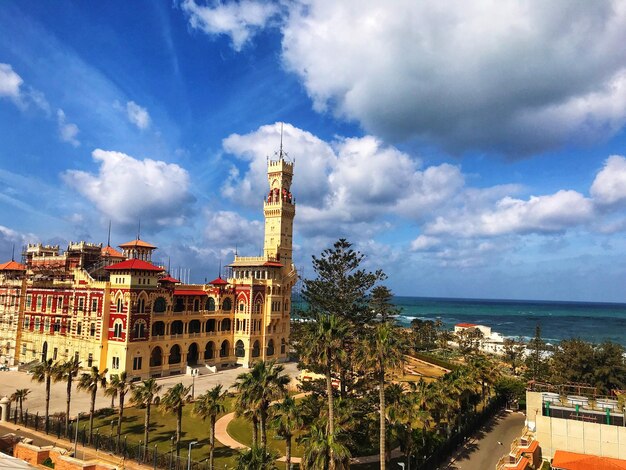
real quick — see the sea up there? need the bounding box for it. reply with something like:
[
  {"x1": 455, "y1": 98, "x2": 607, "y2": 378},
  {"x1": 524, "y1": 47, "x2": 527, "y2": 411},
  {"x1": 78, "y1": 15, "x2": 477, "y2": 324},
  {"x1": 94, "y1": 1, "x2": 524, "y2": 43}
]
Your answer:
[{"x1": 392, "y1": 296, "x2": 626, "y2": 347}]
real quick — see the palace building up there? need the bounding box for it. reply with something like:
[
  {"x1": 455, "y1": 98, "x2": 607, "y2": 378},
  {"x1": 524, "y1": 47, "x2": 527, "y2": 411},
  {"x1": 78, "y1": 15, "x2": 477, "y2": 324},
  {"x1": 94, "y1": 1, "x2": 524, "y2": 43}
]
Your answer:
[{"x1": 0, "y1": 153, "x2": 296, "y2": 380}]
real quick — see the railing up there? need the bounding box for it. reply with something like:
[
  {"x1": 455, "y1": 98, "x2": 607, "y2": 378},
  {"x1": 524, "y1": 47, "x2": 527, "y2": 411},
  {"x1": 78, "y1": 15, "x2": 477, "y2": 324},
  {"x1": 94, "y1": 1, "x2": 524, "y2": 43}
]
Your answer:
[{"x1": 12, "y1": 409, "x2": 208, "y2": 469}]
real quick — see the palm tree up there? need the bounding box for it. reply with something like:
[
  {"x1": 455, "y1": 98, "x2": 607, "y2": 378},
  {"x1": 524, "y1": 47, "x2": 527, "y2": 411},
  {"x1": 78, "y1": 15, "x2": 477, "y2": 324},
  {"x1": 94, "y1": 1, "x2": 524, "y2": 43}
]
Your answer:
[
  {"x1": 299, "y1": 423, "x2": 351, "y2": 470},
  {"x1": 107, "y1": 372, "x2": 132, "y2": 451},
  {"x1": 10, "y1": 388, "x2": 30, "y2": 423},
  {"x1": 234, "y1": 361, "x2": 289, "y2": 450},
  {"x1": 129, "y1": 378, "x2": 162, "y2": 451},
  {"x1": 158, "y1": 383, "x2": 191, "y2": 457},
  {"x1": 270, "y1": 396, "x2": 301, "y2": 470},
  {"x1": 77, "y1": 366, "x2": 107, "y2": 444},
  {"x1": 193, "y1": 384, "x2": 227, "y2": 470},
  {"x1": 235, "y1": 446, "x2": 277, "y2": 470},
  {"x1": 52, "y1": 359, "x2": 80, "y2": 437},
  {"x1": 299, "y1": 312, "x2": 348, "y2": 456},
  {"x1": 357, "y1": 321, "x2": 405, "y2": 470},
  {"x1": 468, "y1": 355, "x2": 500, "y2": 406},
  {"x1": 30, "y1": 359, "x2": 55, "y2": 432}
]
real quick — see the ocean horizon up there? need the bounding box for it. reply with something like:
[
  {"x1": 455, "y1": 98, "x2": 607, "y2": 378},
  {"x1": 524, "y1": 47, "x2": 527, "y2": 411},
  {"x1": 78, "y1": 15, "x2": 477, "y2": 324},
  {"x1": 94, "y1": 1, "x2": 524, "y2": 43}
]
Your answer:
[{"x1": 392, "y1": 296, "x2": 626, "y2": 347}]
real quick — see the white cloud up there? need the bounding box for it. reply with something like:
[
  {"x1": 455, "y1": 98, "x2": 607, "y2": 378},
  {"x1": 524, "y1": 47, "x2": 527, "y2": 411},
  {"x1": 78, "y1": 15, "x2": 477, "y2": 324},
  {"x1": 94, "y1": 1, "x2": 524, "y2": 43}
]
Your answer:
[
  {"x1": 0, "y1": 225, "x2": 38, "y2": 261},
  {"x1": 182, "y1": 0, "x2": 279, "y2": 51},
  {"x1": 280, "y1": 0, "x2": 626, "y2": 155},
  {"x1": 426, "y1": 190, "x2": 594, "y2": 237},
  {"x1": 590, "y1": 155, "x2": 626, "y2": 207},
  {"x1": 57, "y1": 109, "x2": 80, "y2": 147},
  {"x1": 0, "y1": 63, "x2": 23, "y2": 99},
  {"x1": 203, "y1": 209, "x2": 262, "y2": 248},
  {"x1": 410, "y1": 235, "x2": 441, "y2": 252},
  {"x1": 126, "y1": 101, "x2": 151, "y2": 130},
  {"x1": 62, "y1": 149, "x2": 194, "y2": 227}
]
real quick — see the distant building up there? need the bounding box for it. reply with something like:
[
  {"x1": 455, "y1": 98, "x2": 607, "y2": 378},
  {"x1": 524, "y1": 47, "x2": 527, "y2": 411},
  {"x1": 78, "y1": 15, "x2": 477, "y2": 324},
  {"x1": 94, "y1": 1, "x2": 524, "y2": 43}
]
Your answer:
[
  {"x1": 0, "y1": 151, "x2": 297, "y2": 379},
  {"x1": 495, "y1": 427, "x2": 541, "y2": 470},
  {"x1": 454, "y1": 322, "x2": 509, "y2": 355},
  {"x1": 551, "y1": 450, "x2": 626, "y2": 469}
]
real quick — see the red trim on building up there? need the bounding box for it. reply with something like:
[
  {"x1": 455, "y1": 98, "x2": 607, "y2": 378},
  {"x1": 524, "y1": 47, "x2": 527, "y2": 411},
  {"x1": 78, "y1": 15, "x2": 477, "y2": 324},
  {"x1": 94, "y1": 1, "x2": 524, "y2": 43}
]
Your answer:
[{"x1": 105, "y1": 259, "x2": 163, "y2": 272}]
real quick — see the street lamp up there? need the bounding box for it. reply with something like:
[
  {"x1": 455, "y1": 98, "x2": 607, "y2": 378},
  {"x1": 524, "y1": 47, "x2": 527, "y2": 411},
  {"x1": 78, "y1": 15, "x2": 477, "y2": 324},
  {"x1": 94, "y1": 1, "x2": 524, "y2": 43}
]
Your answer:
[
  {"x1": 187, "y1": 441, "x2": 198, "y2": 470},
  {"x1": 191, "y1": 368, "x2": 198, "y2": 399}
]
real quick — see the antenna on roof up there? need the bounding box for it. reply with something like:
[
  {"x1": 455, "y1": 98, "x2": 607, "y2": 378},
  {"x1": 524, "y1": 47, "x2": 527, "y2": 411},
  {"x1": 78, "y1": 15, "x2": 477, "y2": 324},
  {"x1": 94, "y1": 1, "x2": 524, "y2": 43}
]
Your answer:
[
  {"x1": 218, "y1": 258, "x2": 222, "y2": 278},
  {"x1": 279, "y1": 122, "x2": 284, "y2": 159},
  {"x1": 137, "y1": 220, "x2": 141, "y2": 240},
  {"x1": 107, "y1": 220, "x2": 112, "y2": 247},
  {"x1": 234, "y1": 244, "x2": 238, "y2": 256},
  {"x1": 11, "y1": 244, "x2": 15, "y2": 262},
  {"x1": 168, "y1": 256, "x2": 171, "y2": 274}
]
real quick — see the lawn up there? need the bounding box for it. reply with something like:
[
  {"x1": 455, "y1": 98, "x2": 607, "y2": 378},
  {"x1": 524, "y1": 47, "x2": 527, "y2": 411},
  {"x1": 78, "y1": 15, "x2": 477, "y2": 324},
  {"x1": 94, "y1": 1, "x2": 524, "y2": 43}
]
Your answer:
[
  {"x1": 227, "y1": 415, "x2": 306, "y2": 458},
  {"x1": 92, "y1": 397, "x2": 242, "y2": 469}
]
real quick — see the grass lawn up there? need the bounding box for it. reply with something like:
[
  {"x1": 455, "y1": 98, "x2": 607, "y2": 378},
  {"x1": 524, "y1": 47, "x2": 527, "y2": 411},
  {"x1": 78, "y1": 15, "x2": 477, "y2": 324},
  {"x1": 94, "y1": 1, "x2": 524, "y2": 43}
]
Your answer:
[
  {"x1": 92, "y1": 398, "x2": 242, "y2": 469},
  {"x1": 227, "y1": 415, "x2": 306, "y2": 458}
]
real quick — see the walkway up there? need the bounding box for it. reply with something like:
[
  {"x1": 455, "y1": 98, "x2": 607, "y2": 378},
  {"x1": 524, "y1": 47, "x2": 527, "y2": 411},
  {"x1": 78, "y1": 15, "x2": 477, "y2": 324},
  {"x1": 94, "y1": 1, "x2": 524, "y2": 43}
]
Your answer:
[{"x1": 214, "y1": 410, "x2": 402, "y2": 464}]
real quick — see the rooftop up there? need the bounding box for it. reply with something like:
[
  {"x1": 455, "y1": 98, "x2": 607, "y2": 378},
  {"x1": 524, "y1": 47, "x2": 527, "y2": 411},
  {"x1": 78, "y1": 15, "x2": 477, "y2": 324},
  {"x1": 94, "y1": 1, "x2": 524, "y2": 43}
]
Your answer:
[
  {"x1": 552, "y1": 450, "x2": 626, "y2": 470},
  {"x1": 104, "y1": 259, "x2": 163, "y2": 272}
]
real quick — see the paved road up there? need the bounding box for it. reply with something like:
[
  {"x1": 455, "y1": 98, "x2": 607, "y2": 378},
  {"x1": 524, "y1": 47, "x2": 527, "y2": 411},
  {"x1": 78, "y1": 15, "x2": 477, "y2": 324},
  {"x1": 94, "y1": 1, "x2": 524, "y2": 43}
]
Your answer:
[
  {"x1": 443, "y1": 410, "x2": 526, "y2": 470},
  {"x1": 0, "y1": 362, "x2": 300, "y2": 416}
]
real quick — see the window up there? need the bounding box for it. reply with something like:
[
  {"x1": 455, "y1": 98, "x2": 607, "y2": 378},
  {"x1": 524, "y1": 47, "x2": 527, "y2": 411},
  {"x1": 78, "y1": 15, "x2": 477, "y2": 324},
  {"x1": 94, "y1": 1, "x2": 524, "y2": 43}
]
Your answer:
[
  {"x1": 205, "y1": 297, "x2": 215, "y2": 311},
  {"x1": 78, "y1": 297, "x2": 84, "y2": 311},
  {"x1": 44, "y1": 318, "x2": 50, "y2": 331},
  {"x1": 153, "y1": 297, "x2": 166, "y2": 313},
  {"x1": 90, "y1": 323, "x2": 96, "y2": 336},
  {"x1": 92, "y1": 298, "x2": 98, "y2": 312},
  {"x1": 26, "y1": 295, "x2": 32, "y2": 309},
  {"x1": 76, "y1": 322, "x2": 82, "y2": 335},
  {"x1": 34, "y1": 317, "x2": 41, "y2": 330},
  {"x1": 137, "y1": 298, "x2": 145, "y2": 313},
  {"x1": 23, "y1": 317, "x2": 30, "y2": 329},
  {"x1": 222, "y1": 298, "x2": 232, "y2": 311},
  {"x1": 116, "y1": 298, "x2": 123, "y2": 313},
  {"x1": 36, "y1": 296, "x2": 42, "y2": 310},
  {"x1": 47, "y1": 297, "x2": 52, "y2": 311},
  {"x1": 113, "y1": 321, "x2": 123, "y2": 338},
  {"x1": 53, "y1": 318, "x2": 61, "y2": 332},
  {"x1": 133, "y1": 321, "x2": 146, "y2": 339},
  {"x1": 112, "y1": 357, "x2": 120, "y2": 369},
  {"x1": 193, "y1": 299, "x2": 200, "y2": 312},
  {"x1": 74, "y1": 352, "x2": 79, "y2": 363},
  {"x1": 235, "y1": 340, "x2": 245, "y2": 357},
  {"x1": 58, "y1": 296, "x2": 64, "y2": 309},
  {"x1": 21, "y1": 344, "x2": 26, "y2": 355},
  {"x1": 255, "y1": 302, "x2": 262, "y2": 314},
  {"x1": 53, "y1": 347, "x2": 58, "y2": 360},
  {"x1": 133, "y1": 357, "x2": 142, "y2": 370},
  {"x1": 239, "y1": 303, "x2": 245, "y2": 312},
  {"x1": 87, "y1": 353, "x2": 93, "y2": 367}
]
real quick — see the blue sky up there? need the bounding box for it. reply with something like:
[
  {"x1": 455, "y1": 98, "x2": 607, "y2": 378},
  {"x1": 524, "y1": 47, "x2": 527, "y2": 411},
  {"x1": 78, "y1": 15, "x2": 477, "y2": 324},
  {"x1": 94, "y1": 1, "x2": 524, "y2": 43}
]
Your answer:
[{"x1": 2, "y1": 1, "x2": 626, "y2": 302}]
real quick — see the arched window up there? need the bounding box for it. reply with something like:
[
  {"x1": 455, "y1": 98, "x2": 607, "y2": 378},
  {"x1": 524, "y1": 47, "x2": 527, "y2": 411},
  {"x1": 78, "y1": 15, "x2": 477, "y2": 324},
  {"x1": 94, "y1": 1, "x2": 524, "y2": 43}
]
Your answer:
[
  {"x1": 205, "y1": 297, "x2": 215, "y2": 311},
  {"x1": 153, "y1": 297, "x2": 166, "y2": 313},
  {"x1": 150, "y1": 347, "x2": 162, "y2": 367},
  {"x1": 173, "y1": 297, "x2": 185, "y2": 312},
  {"x1": 171, "y1": 320, "x2": 184, "y2": 335},
  {"x1": 137, "y1": 297, "x2": 146, "y2": 314},
  {"x1": 188, "y1": 320, "x2": 201, "y2": 334},
  {"x1": 281, "y1": 338, "x2": 286, "y2": 354},
  {"x1": 168, "y1": 345, "x2": 181, "y2": 364},
  {"x1": 222, "y1": 298, "x2": 232, "y2": 311},
  {"x1": 193, "y1": 299, "x2": 200, "y2": 312},
  {"x1": 235, "y1": 340, "x2": 245, "y2": 357},
  {"x1": 252, "y1": 340, "x2": 260, "y2": 357},
  {"x1": 266, "y1": 339, "x2": 274, "y2": 356},
  {"x1": 113, "y1": 321, "x2": 123, "y2": 338},
  {"x1": 206, "y1": 319, "x2": 216, "y2": 333},
  {"x1": 255, "y1": 302, "x2": 262, "y2": 314},
  {"x1": 133, "y1": 320, "x2": 146, "y2": 339},
  {"x1": 204, "y1": 341, "x2": 214, "y2": 360},
  {"x1": 220, "y1": 318, "x2": 231, "y2": 331},
  {"x1": 151, "y1": 321, "x2": 165, "y2": 337},
  {"x1": 116, "y1": 297, "x2": 123, "y2": 313},
  {"x1": 219, "y1": 340, "x2": 229, "y2": 358}
]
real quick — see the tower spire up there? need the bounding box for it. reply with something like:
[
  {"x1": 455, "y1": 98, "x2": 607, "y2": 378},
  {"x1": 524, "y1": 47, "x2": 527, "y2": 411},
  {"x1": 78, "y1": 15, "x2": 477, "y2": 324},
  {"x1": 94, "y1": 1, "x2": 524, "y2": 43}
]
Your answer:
[
  {"x1": 279, "y1": 122, "x2": 284, "y2": 160},
  {"x1": 137, "y1": 219, "x2": 141, "y2": 240},
  {"x1": 11, "y1": 244, "x2": 15, "y2": 262},
  {"x1": 107, "y1": 220, "x2": 112, "y2": 247}
]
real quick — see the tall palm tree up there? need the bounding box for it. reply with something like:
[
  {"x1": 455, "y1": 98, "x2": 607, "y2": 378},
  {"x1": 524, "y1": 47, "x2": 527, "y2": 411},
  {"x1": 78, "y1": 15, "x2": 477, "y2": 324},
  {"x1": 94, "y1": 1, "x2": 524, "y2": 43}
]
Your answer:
[
  {"x1": 158, "y1": 383, "x2": 191, "y2": 457},
  {"x1": 357, "y1": 321, "x2": 405, "y2": 470},
  {"x1": 270, "y1": 396, "x2": 301, "y2": 470},
  {"x1": 10, "y1": 388, "x2": 30, "y2": 423},
  {"x1": 234, "y1": 361, "x2": 289, "y2": 450},
  {"x1": 107, "y1": 372, "x2": 132, "y2": 451},
  {"x1": 299, "y1": 312, "x2": 348, "y2": 464},
  {"x1": 77, "y1": 366, "x2": 107, "y2": 444},
  {"x1": 193, "y1": 384, "x2": 227, "y2": 470},
  {"x1": 468, "y1": 355, "x2": 500, "y2": 406},
  {"x1": 30, "y1": 359, "x2": 55, "y2": 432},
  {"x1": 129, "y1": 378, "x2": 162, "y2": 451},
  {"x1": 299, "y1": 423, "x2": 351, "y2": 470},
  {"x1": 52, "y1": 359, "x2": 80, "y2": 437}
]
